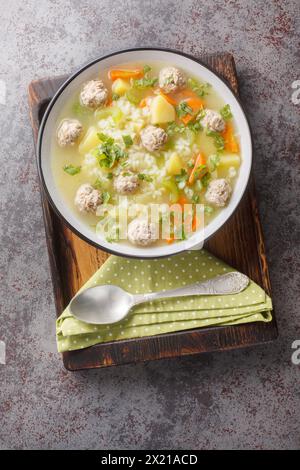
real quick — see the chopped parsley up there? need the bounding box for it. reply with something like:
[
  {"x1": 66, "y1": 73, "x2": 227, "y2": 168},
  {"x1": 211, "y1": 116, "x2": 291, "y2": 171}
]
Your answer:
[
  {"x1": 101, "y1": 191, "x2": 111, "y2": 204},
  {"x1": 138, "y1": 173, "x2": 153, "y2": 182},
  {"x1": 196, "y1": 108, "x2": 206, "y2": 120},
  {"x1": 194, "y1": 179, "x2": 203, "y2": 191},
  {"x1": 175, "y1": 169, "x2": 188, "y2": 189},
  {"x1": 107, "y1": 172, "x2": 114, "y2": 180},
  {"x1": 220, "y1": 104, "x2": 232, "y2": 121},
  {"x1": 166, "y1": 121, "x2": 186, "y2": 136},
  {"x1": 187, "y1": 120, "x2": 202, "y2": 133},
  {"x1": 206, "y1": 130, "x2": 225, "y2": 151},
  {"x1": 122, "y1": 135, "x2": 133, "y2": 147},
  {"x1": 176, "y1": 101, "x2": 193, "y2": 118},
  {"x1": 192, "y1": 193, "x2": 200, "y2": 203},
  {"x1": 95, "y1": 134, "x2": 126, "y2": 168},
  {"x1": 193, "y1": 164, "x2": 208, "y2": 181},
  {"x1": 143, "y1": 64, "x2": 151, "y2": 74},
  {"x1": 208, "y1": 154, "x2": 220, "y2": 172},
  {"x1": 92, "y1": 178, "x2": 102, "y2": 190},
  {"x1": 131, "y1": 76, "x2": 158, "y2": 89},
  {"x1": 112, "y1": 93, "x2": 120, "y2": 101},
  {"x1": 63, "y1": 164, "x2": 81, "y2": 176},
  {"x1": 204, "y1": 205, "x2": 214, "y2": 214},
  {"x1": 97, "y1": 132, "x2": 113, "y2": 144},
  {"x1": 201, "y1": 173, "x2": 211, "y2": 188},
  {"x1": 188, "y1": 78, "x2": 211, "y2": 97}
]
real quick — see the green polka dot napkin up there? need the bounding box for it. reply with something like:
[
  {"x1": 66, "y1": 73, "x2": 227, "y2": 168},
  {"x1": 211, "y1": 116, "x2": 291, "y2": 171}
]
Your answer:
[{"x1": 56, "y1": 250, "x2": 272, "y2": 352}]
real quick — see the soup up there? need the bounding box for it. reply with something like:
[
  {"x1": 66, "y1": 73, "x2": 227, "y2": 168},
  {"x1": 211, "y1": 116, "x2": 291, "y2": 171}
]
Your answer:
[{"x1": 51, "y1": 61, "x2": 241, "y2": 247}]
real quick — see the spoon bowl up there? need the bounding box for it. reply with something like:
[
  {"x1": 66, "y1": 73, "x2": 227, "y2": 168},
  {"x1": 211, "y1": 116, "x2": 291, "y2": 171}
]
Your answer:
[{"x1": 70, "y1": 285, "x2": 134, "y2": 324}]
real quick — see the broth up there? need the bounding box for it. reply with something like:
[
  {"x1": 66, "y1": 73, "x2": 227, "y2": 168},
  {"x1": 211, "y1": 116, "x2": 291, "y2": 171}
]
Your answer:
[{"x1": 51, "y1": 61, "x2": 241, "y2": 247}]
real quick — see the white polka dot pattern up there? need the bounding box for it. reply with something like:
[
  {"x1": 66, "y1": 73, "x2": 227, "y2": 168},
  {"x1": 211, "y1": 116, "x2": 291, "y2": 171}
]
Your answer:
[{"x1": 56, "y1": 249, "x2": 273, "y2": 352}]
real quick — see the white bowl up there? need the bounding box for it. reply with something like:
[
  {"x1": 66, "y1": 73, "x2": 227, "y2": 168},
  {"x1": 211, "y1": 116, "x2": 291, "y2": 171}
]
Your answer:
[{"x1": 38, "y1": 48, "x2": 252, "y2": 259}]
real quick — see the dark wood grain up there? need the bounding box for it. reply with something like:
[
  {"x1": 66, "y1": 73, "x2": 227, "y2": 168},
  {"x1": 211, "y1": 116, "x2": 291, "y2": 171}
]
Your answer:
[{"x1": 28, "y1": 53, "x2": 277, "y2": 371}]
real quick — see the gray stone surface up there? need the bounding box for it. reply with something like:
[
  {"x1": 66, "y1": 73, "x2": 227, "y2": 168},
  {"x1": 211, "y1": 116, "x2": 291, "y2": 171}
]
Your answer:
[{"x1": 0, "y1": 0, "x2": 299, "y2": 450}]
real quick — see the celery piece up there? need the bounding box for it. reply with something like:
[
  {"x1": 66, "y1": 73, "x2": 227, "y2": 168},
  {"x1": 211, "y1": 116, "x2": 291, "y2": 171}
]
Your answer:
[{"x1": 162, "y1": 178, "x2": 179, "y2": 203}]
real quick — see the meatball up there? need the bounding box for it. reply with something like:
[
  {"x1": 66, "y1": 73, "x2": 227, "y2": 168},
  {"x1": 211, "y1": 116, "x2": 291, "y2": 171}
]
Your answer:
[
  {"x1": 159, "y1": 66, "x2": 186, "y2": 94},
  {"x1": 114, "y1": 172, "x2": 140, "y2": 195},
  {"x1": 80, "y1": 80, "x2": 108, "y2": 109},
  {"x1": 200, "y1": 109, "x2": 225, "y2": 133},
  {"x1": 140, "y1": 125, "x2": 167, "y2": 152},
  {"x1": 205, "y1": 179, "x2": 232, "y2": 207},
  {"x1": 127, "y1": 219, "x2": 157, "y2": 246},
  {"x1": 57, "y1": 119, "x2": 83, "y2": 147},
  {"x1": 74, "y1": 184, "x2": 102, "y2": 213}
]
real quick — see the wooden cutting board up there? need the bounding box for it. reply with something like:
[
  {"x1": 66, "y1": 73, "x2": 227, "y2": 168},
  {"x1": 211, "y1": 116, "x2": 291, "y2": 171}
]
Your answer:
[{"x1": 28, "y1": 52, "x2": 278, "y2": 370}]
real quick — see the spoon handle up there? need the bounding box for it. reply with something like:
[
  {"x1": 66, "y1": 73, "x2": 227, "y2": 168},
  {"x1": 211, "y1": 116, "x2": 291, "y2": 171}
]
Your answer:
[{"x1": 132, "y1": 272, "x2": 249, "y2": 306}]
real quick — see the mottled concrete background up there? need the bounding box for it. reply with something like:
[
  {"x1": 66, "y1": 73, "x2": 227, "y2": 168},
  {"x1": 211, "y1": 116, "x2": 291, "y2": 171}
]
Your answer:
[{"x1": 0, "y1": 0, "x2": 299, "y2": 450}]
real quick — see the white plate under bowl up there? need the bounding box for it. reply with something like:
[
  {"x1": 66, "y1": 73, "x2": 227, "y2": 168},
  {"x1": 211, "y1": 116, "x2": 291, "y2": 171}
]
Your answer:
[{"x1": 38, "y1": 48, "x2": 252, "y2": 259}]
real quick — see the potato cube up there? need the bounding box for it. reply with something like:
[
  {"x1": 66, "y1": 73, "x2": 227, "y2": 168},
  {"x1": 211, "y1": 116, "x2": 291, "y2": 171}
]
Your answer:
[
  {"x1": 167, "y1": 153, "x2": 183, "y2": 175},
  {"x1": 150, "y1": 95, "x2": 175, "y2": 124},
  {"x1": 78, "y1": 126, "x2": 99, "y2": 155},
  {"x1": 112, "y1": 78, "x2": 131, "y2": 96}
]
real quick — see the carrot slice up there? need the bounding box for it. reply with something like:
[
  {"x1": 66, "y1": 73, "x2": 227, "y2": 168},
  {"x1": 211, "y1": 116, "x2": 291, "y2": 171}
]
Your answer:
[
  {"x1": 108, "y1": 69, "x2": 143, "y2": 81},
  {"x1": 180, "y1": 95, "x2": 204, "y2": 125},
  {"x1": 177, "y1": 195, "x2": 189, "y2": 207},
  {"x1": 221, "y1": 123, "x2": 239, "y2": 153},
  {"x1": 188, "y1": 153, "x2": 206, "y2": 185},
  {"x1": 192, "y1": 214, "x2": 198, "y2": 232},
  {"x1": 139, "y1": 98, "x2": 147, "y2": 108},
  {"x1": 166, "y1": 236, "x2": 174, "y2": 244}
]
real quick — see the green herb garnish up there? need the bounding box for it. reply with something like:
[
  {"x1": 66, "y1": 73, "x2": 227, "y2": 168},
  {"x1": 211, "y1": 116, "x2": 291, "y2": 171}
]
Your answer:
[
  {"x1": 204, "y1": 205, "x2": 214, "y2": 214},
  {"x1": 220, "y1": 104, "x2": 232, "y2": 121},
  {"x1": 188, "y1": 78, "x2": 211, "y2": 97},
  {"x1": 194, "y1": 179, "x2": 203, "y2": 191},
  {"x1": 97, "y1": 132, "x2": 114, "y2": 144},
  {"x1": 107, "y1": 172, "x2": 114, "y2": 180},
  {"x1": 206, "y1": 130, "x2": 225, "y2": 151},
  {"x1": 112, "y1": 93, "x2": 120, "y2": 101},
  {"x1": 166, "y1": 121, "x2": 186, "y2": 136},
  {"x1": 196, "y1": 109, "x2": 206, "y2": 120},
  {"x1": 201, "y1": 173, "x2": 211, "y2": 188},
  {"x1": 95, "y1": 135, "x2": 126, "y2": 168},
  {"x1": 101, "y1": 191, "x2": 111, "y2": 204},
  {"x1": 208, "y1": 154, "x2": 220, "y2": 172},
  {"x1": 187, "y1": 120, "x2": 202, "y2": 133},
  {"x1": 176, "y1": 101, "x2": 193, "y2": 118},
  {"x1": 63, "y1": 164, "x2": 81, "y2": 176},
  {"x1": 143, "y1": 64, "x2": 151, "y2": 74},
  {"x1": 138, "y1": 173, "x2": 153, "y2": 182},
  {"x1": 175, "y1": 169, "x2": 188, "y2": 189},
  {"x1": 93, "y1": 178, "x2": 102, "y2": 190},
  {"x1": 193, "y1": 164, "x2": 208, "y2": 180},
  {"x1": 132, "y1": 76, "x2": 158, "y2": 89},
  {"x1": 192, "y1": 193, "x2": 200, "y2": 203},
  {"x1": 122, "y1": 135, "x2": 133, "y2": 147}
]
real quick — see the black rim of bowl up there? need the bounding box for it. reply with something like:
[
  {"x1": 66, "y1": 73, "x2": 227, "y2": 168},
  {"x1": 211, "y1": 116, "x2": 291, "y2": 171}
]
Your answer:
[{"x1": 37, "y1": 47, "x2": 253, "y2": 259}]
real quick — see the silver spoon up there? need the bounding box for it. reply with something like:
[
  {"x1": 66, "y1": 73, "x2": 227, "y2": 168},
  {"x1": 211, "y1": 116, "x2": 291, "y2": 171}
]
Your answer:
[{"x1": 69, "y1": 272, "x2": 249, "y2": 325}]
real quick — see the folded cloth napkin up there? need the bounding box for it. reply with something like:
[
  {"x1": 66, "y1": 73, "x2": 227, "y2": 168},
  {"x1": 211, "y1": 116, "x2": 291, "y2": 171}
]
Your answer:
[{"x1": 56, "y1": 250, "x2": 272, "y2": 352}]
